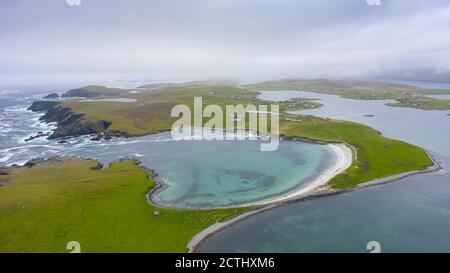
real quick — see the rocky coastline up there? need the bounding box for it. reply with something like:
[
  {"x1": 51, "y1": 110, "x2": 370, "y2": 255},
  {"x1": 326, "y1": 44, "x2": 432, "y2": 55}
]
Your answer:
[{"x1": 28, "y1": 101, "x2": 112, "y2": 140}]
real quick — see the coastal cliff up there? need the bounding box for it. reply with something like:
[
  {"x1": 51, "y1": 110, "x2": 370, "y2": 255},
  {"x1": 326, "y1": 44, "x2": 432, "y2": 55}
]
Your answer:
[{"x1": 28, "y1": 101, "x2": 112, "y2": 140}]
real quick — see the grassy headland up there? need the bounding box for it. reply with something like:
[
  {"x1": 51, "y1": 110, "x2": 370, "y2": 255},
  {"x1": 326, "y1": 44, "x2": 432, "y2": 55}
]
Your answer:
[{"x1": 0, "y1": 158, "x2": 247, "y2": 253}]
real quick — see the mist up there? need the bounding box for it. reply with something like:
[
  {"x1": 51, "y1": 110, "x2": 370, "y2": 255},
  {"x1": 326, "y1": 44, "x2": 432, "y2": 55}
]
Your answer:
[{"x1": 1, "y1": 0, "x2": 450, "y2": 84}]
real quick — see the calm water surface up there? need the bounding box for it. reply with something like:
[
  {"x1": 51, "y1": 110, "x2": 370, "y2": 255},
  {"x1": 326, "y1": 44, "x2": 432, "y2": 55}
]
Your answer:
[{"x1": 259, "y1": 90, "x2": 450, "y2": 157}]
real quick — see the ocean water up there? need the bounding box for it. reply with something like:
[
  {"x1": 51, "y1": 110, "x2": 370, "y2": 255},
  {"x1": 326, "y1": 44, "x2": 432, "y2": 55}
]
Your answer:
[
  {"x1": 0, "y1": 86, "x2": 337, "y2": 209},
  {"x1": 197, "y1": 86, "x2": 450, "y2": 253}
]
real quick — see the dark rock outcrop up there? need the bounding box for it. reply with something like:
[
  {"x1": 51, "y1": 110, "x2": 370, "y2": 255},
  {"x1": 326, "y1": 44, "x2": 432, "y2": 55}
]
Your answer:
[
  {"x1": 103, "y1": 130, "x2": 131, "y2": 140},
  {"x1": 28, "y1": 101, "x2": 112, "y2": 140},
  {"x1": 91, "y1": 134, "x2": 103, "y2": 141},
  {"x1": 49, "y1": 118, "x2": 111, "y2": 140},
  {"x1": 43, "y1": 93, "x2": 60, "y2": 99},
  {"x1": 28, "y1": 101, "x2": 59, "y2": 112},
  {"x1": 24, "y1": 132, "x2": 50, "y2": 142}
]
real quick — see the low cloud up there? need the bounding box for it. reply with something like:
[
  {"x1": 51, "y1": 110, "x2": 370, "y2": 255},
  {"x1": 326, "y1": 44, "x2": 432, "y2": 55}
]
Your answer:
[{"x1": 1, "y1": 0, "x2": 450, "y2": 82}]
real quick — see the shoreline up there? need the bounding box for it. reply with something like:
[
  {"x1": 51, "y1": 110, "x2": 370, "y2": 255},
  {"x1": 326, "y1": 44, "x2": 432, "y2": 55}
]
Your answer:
[
  {"x1": 356, "y1": 150, "x2": 442, "y2": 189},
  {"x1": 187, "y1": 149, "x2": 442, "y2": 253},
  {"x1": 243, "y1": 143, "x2": 353, "y2": 206},
  {"x1": 146, "y1": 142, "x2": 353, "y2": 210}
]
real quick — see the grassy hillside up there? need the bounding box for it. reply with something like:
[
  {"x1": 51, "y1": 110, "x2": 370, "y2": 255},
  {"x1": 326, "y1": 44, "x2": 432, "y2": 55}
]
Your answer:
[{"x1": 0, "y1": 159, "x2": 247, "y2": 253}]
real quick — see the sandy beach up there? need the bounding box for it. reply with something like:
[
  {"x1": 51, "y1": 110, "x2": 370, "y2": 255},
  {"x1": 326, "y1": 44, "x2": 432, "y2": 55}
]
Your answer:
[
  {"x1": 187, "y1": 143, "x2": 353, "y2": 252},
  {"x1": 245, "y1": 143, "x2": 353, "y2": 206}
]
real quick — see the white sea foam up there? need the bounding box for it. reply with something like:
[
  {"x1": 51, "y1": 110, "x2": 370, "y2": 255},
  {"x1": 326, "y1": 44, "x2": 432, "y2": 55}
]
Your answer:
[
  {"x1": 1, "y1": 144, "x2": 55, "y2": 152},
  {"x1": 0, "y1": 153, "x2": 12, "y2": 163},
  {"x1": 4, "y1": 105, "x2": 29, "y2": 113}
]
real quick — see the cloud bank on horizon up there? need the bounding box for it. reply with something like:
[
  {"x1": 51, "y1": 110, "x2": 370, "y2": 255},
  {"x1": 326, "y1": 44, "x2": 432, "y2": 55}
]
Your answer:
[{"x1": 1, "y1": 0, "x2": 450, "y2": 82}]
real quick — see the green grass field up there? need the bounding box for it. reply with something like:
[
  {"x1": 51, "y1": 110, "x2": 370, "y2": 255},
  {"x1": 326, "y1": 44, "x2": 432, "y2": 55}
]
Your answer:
[{"x1": 0, "y1": 159, "x2": 247, "y2": 253}]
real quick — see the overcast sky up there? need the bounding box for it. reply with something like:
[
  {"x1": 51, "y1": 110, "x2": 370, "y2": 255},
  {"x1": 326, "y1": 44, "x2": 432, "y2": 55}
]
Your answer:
[{"x1": 1, "y1": 0, "x2": 450, "y2": 83}]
